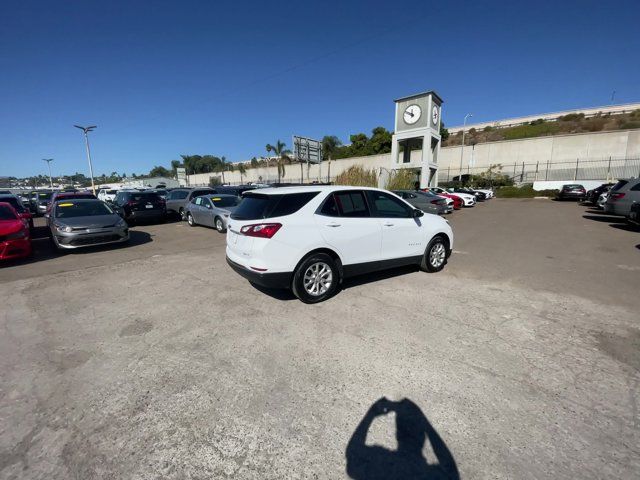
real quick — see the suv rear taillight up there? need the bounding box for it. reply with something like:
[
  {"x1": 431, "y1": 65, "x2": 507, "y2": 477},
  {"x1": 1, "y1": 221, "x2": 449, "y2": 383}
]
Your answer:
[
  {"x1": 610, "y1": 193, "x2": 625, "y2": 201},
  {"x1": 240, "y1": 223, "x2": 282, "y2": 238}
]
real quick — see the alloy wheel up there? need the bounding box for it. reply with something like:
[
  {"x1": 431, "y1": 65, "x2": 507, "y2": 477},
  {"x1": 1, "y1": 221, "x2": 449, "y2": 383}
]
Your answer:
[
  {"x1": 303, "y1": 262, "x2": 333, "y2": 296},
  {"x1": 429, "y1": 242, "x2": 446, "y2": 268}
]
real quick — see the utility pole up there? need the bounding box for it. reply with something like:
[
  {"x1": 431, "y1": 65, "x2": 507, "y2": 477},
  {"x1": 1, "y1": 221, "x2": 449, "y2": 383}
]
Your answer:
[
  {"x1": 74, "y1": 125, "x2": 97, "y2": 194},
  {"x1": 42, "y1": 158, "x2": 54, "y2": 188},
  {"x1": 458, "y1": 113, "x2": 472, "y2": 186}
]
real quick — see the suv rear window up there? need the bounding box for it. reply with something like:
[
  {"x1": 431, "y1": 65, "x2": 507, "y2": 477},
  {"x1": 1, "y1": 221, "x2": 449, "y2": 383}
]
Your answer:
[
  {"x1": 126, "y1": 192, "x2": 160, "y2": 202},
  {"x1": 231, "y1": 192, "x2": 318, "y2": 220},
  {"x1": 611, "y1": 180, "x2": 629, "y2": 192}
]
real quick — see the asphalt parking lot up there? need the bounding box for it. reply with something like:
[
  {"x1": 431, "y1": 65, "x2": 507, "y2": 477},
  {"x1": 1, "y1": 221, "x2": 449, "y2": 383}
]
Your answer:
[{"x1": 1, "y1": 199, "x2": 639, "y2": 479}]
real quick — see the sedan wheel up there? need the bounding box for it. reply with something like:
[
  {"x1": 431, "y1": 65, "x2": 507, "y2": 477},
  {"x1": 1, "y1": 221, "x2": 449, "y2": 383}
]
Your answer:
[
  {"x1": 215, "y1": 217, "x2": 226, "y2": 233},
  {"x1": 187, "y1": 212, "x2": 195, "y2": 227}
]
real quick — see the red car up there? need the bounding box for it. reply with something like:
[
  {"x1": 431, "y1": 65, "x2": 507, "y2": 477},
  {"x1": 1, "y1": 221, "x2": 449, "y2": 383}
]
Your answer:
[
  {"x1": 46, "y1": 191, "x2": 97, "y2": 214},
  {"x1": 0, "y1": 202, "x2": 32, "y2": 260},
  {"x1": 0, "y1": 194, "x2": 34, "y2": 228},
  {"x1": 425, "y1": 190, "x2": 462, "y2": 210}
]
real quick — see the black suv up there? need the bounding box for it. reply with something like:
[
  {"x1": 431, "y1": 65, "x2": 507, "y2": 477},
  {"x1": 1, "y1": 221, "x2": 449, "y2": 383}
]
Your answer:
[{"x1": 111, "y1": 190, "x2": 166, "y2": 224}]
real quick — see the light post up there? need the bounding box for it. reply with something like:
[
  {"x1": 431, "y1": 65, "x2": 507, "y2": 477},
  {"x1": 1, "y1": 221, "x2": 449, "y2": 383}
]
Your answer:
[
  {"x1": 42, "y1": 158, "x2": 54, "y2": 188},
  {"x1": 458, "y1": 113, "x2": 472, "y2": 186},
  {"x1": 74, "y1": 125, "x2": 97, "y2": 194}
]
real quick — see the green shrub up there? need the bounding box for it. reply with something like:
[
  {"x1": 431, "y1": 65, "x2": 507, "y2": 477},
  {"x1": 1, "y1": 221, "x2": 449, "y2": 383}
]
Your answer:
[
  {"x1": 386, "y1": 168, "x2": 418, "y2": 190},
  {"x1": 334, "y1": 165, "x2": 378, "y2": 187},
  {"x1": 529, "y1": 118, "x2": 545, "y2": 126},
  {"x1": 558, "y1": 113, "x2": 585, "y2": 122},
  {"x1": 619, "y1": 120, "x2": 640, "y2": 130},
  {"x1": 503, "y1": 121, "x2": 561, "y2": 140},
  {"x1": 209, "y1": 176, "x2": 222, "y2": 187},
  {"x1": 495, "y1": 185, "x2": 558, "y2": 198}
]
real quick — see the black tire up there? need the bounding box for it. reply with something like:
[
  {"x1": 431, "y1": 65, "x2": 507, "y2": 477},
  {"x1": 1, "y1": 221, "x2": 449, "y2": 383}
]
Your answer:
[
  {"x1": 421, "y1": 235, "x2": 448, "y2": 272},
  {"x1": 186, "y1": 212, "x2": 196, "y2": 227},
  {"x1": 214, "y1": 216, "x2": 226, "y2": 233},
  {"x1": 292, "y1": 253, "x2": 339, "y2": 304}
]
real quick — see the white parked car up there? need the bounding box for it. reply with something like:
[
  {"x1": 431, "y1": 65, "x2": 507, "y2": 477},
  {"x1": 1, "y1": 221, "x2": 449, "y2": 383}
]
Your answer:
[
  {"x1": 226, "y1": 186, "x2": 454, "y2": 303},
  {"x1": 430, "y1": 187, "x2": 476, "y2": 207},
  {"x1": 473, "y1": 188, "x2": 494, "y2": 199},
  {"x1": 97, "y1": 188, "x2": 118, "y2": 202}
]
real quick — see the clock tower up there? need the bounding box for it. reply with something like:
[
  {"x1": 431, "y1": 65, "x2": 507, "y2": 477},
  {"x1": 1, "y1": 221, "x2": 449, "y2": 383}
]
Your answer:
[{"x1": 389, "y1": 90, "x2": 443, "y2": 188}]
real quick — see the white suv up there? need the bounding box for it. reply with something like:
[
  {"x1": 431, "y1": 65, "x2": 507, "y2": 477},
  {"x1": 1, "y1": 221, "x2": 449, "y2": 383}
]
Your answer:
[{"x1": 226, "y1": 186, "x2": 454, "y2": 303}]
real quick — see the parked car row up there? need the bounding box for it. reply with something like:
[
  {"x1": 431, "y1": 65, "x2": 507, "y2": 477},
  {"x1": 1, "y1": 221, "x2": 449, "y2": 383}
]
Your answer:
[
  {"x1": 579, "y1": 178, "x2": 640, "y2": 227},
  {"x1": 3, "y1": 184, "x2": 497, "y2": 304}
]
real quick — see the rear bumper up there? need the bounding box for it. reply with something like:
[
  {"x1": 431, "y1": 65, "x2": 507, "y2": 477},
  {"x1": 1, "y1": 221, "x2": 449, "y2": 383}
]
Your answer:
[
  {"x1": 125, "y1": 209, "x2": 165, "y2": 220},
  {"x1": 226, "y1": 256, "x2": 292, "y2": 289}
]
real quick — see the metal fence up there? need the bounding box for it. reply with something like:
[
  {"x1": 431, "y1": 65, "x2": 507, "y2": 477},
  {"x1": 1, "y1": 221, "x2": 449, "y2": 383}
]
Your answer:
[
  {"x1": 188, "y1": 156, "x2": 640, "y2": 187},
  {"x1": 439, "y1": 156, "x2": 640, "y2": 184}
]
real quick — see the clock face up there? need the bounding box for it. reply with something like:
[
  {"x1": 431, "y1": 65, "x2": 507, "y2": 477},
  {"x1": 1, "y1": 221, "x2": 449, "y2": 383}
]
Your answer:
[
  {"x1": 432, "y1": 106, "x2": 439, "y2": 126},
  {"x1": 403, "y1": 104, "x2": 421, "y2": 125}
]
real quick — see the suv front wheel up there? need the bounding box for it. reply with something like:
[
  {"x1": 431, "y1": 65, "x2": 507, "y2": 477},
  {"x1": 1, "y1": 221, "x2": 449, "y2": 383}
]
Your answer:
[
  {"x1": 421, "y1": 235, "x2": 447, "y2": 272},
  {"x1": 292, "y1": 253, "x2": 339, "y2": 304}
]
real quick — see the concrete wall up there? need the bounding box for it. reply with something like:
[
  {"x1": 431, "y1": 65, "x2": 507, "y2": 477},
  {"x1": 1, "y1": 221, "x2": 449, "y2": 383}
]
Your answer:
[
  {"x1": 439, "y1": 129, "x2": 640, "y2": 172},
  {"x1": 187, "y1": 129, "x2": 640, "y2": 186}
]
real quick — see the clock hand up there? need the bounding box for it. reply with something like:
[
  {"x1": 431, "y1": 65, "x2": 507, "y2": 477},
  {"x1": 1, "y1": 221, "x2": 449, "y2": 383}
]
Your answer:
[{"x1": 406, "y1": 110, "x2": 414, "y2": 117}]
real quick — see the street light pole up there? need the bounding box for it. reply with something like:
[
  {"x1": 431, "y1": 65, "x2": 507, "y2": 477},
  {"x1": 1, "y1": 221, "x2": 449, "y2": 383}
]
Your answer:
[
  {"x1": 458, "y1": 113, "x2": 472, "y2": 186},
  {"x1": 74, "y1": 125, "x2": 97, "y2": 194},
  {"x1": 42, "y1": 158, "x2": 54, "y2": 188}
]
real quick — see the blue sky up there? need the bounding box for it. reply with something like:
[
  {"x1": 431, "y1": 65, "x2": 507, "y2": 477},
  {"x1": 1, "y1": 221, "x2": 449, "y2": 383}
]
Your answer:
[{"x1": 1, "y1": 0, "x2": 639, "y2": 178}]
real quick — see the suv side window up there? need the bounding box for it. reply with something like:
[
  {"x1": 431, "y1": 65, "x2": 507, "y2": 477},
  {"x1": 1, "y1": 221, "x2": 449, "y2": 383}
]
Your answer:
[
  {"x1": 333, "y1": 191, "x2": 369, "y2": 218},
  {"x1": 319, "y1": 194, "x2": 339, "y2": 217},
  {"x1": 630, "y1": 181, "x2": 640, "y2": 191},
  {"x1": 366, "y1": 191, "x2": 412, "y2": 218}
]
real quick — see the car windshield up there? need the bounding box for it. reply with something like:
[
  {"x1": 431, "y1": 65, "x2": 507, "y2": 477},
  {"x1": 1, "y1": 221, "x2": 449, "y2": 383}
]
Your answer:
[
  {"x1": 38, "y1": 192, "x2": 52, "y2": 199},
  {"x1": 107, "y1": 190, "x2": 118, "y2": 194},
  {"x1": 54, "y1": 201, "x2": 114, "y2": 218},
  {"x1": 0, "y1": 197, "x2": 25, "y2": 212},
  {"x1": 564, "y1": 185, "x2": 583, "y2": 190},
  {"x1": 211, "y1": 196, "x2": 240, "y2": 208},
  {"x1": 0, "y1": 204, "x2": 18, "y2": 220},
  {"x1": 57, "y1": 194, "x2": 95, "y2": 201}
]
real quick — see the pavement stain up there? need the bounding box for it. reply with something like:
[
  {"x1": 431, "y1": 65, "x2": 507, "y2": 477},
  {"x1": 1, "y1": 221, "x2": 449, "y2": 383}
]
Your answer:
[
  {"x1": 119, "y1": 320, "x2": 154, "y2": 337},
  {"x1": 595, "y1": 328, "x2": 640, "y2": 371},
  {"x1": 48, "y1": 349, "x2": 93, "y2": 372}
]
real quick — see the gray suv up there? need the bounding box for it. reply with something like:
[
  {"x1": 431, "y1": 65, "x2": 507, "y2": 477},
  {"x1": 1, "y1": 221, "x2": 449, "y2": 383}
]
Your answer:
[
  {"x1": 165, "y1": 188, "x2": 216, "y2": 220},
  {"x1": 604, "y1": 178, "x2": 640, "y2": 216}
]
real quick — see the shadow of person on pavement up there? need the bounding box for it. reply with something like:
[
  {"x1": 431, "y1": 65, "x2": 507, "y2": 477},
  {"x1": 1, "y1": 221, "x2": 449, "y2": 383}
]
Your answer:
[{"x1": 346, "y1": 397, "x2": 459, "y2": 480}]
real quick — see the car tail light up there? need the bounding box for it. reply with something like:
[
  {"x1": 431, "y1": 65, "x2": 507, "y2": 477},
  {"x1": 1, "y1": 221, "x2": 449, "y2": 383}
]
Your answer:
[
  {"x1": 610, "y1": 193, "x2": 625, "y2": 201},
  {"x1": 240, "y1": 223, "x2": 282, "y2": 238}
]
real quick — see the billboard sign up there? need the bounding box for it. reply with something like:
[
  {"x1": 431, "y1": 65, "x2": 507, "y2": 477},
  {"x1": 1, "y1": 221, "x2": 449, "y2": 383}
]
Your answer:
[{"x1": 293, "y1": 136, "x2": 323, "y2": 164}]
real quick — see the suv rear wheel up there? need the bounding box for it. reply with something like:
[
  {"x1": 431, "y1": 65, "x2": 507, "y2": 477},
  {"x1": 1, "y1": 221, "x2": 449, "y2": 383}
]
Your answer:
[
  {"x1": 421, "y1": 235, "x2": 447, "y2": 272},
  {"x1": 292, "y1": 253, "x2": 339, "y2": 303}
]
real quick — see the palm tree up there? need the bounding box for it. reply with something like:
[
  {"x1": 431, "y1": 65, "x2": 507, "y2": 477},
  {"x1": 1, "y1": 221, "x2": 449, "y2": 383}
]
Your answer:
[
  {"x1": 322, "y1": 135, "x2": 342, "y2": 182},
  {"x1": 216, "y1": 157, "x2": 227, "y2": 184},
  {"x1": 238, "y1": 163, "x2": 247, "y2": 184},
  {"x1": 266, "y1": 140, "x2": 291, "y2": 183}
]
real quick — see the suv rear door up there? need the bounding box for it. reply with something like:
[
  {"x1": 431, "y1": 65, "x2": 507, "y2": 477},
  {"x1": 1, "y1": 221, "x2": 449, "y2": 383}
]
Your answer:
[{"x1": 314, "y1": 190, "x2": 381, "y2": 271}]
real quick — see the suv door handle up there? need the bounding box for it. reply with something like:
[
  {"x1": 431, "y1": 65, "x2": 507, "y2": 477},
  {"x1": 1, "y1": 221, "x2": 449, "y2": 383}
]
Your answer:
[
  {"x1": 383, "y1": 222, "x2": 394, "y2": 227},
  {"x1": 326, "y1": 222, "x2": 341, "y2": 227}
]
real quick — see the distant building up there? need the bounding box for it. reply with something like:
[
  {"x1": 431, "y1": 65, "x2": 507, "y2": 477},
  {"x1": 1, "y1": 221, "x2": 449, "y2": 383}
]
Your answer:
[{"x1": 121, "y1": 176, "x2": 179, "y2": 189}]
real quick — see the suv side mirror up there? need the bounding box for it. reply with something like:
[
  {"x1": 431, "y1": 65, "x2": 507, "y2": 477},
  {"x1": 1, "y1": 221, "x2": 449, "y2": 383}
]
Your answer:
[{"x1": 413, "y1": 209, "x2": 424, "y2": 218}]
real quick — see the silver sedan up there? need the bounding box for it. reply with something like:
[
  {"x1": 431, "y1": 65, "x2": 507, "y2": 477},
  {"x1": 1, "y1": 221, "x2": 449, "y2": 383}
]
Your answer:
[
  {"x1": 185, "y1": 194, "x2": 241, "y2": 233},
  {"x1": 47, "y1": 199, "x2": 129, "y2": 250}
]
